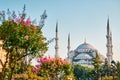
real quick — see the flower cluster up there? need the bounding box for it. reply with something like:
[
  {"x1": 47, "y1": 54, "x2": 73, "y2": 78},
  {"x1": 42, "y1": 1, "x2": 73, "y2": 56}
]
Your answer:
[
  {"x1": 6, "y1": 17, "x2": 38, "y2": 46},
  {"x1": 9, "y1": 17, "x2": 37, "y2": 41},
  {"x1": 37, "y1": 57, "x2": 67, "y2": 64},
  {"x1": 16, "y1": 17, "x2": 31, "y2": 27},
  {"x1": 33, "y1": 57, "x2": 68, "y2": 73},
  {"x1": 0, "y1": 16, "x2": 47, "y2": 53},
  {"x1": 32, "y1": 56, "x2": 71, "y2": 79}
]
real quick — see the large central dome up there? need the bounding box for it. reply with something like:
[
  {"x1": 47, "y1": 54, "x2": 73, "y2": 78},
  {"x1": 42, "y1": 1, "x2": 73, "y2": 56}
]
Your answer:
[
  {"x1": 75, "y1": 42, "x2": 97, "y2": 55},
  {"x1": 76, "y1": 42, "x2": 96, "y2": 52}
]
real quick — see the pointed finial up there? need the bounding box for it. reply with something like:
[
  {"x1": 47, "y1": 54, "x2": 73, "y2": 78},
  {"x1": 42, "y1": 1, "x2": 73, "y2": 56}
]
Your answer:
[
  {"x1": 84, "y1": 37, "x2": 86, "y2": 44},
  {"x1": 107, "y1": 17, "x2": 110, "y2": 35},
  {"x1": 56, "y1": 21, "x2": 58, "y2": 32},
  {"x1": 107, "y1": 16, "x2": 109, "y2": 26},
  {"x1": 68, "y1": 33, "x2": 70, "y2": 43}
]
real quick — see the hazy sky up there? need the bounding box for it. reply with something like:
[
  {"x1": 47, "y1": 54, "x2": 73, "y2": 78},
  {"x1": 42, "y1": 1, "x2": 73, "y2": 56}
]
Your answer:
[{"x1": 0, "y1": 0, "x2": 120, "y2": 61}]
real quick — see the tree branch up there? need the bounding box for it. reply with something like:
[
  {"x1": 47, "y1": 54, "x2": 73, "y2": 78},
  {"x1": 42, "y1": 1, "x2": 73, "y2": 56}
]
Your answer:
[{"x1": 0, "y1": 59, "x2": 4, "y2": 68}]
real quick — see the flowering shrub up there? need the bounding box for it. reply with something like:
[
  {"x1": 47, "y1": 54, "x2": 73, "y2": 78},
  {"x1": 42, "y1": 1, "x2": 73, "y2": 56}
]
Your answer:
[
  {"x1": 33, "y1": 57, "x2": 73, "y2": 80},
  {"x1": 0, "y1": 16, "x2": 47, "y2": 80}
]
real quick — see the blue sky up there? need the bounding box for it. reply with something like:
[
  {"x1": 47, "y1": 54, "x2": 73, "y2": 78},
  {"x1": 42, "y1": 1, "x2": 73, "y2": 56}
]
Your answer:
[{"x1": 0, "y1": 0, "x2": 120, "y2": 61}]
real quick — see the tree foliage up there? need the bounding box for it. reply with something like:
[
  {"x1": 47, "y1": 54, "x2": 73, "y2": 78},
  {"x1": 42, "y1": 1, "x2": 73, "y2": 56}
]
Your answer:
[
  {"x1": 33, "y1": 57, "x2": 75, "y2": 80},
  {"x1": 111, "y1": 61, "x2": 120, "y2": 79},
  {"x1": 0, "y1": 6, "x2": 47, "y2": 80},
  {"x1": 116, "y1": 61, "x2": 120, "y2": 79},
  {"x1": 92, "y1": 51, "x2": 102, "y2": 80},
  {"x1": 73, "y1": 64, "x2": 93, "y2": 80},
  {"x1": 13, "y1": 65, "x2": 47, "y2": 80}
]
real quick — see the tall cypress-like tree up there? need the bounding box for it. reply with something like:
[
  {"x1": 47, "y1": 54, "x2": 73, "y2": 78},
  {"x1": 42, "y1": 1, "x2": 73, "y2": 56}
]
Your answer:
[
  {"x1": 116, "y1": 61, "x2": 120, "y2": 79},
  {"x1": 111, "y1": 61, "x2": 120, "y2": 79},
  {"x1": 92, "y1": 51, "x2": 102, "y2": 80}
]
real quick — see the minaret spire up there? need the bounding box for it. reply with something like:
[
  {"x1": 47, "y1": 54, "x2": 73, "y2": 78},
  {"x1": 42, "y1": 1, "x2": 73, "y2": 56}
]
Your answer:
[
  {"x1": 107, "y1": 17, "x2": 110, "y2": 35},
  {"x1": 106, "y1": 17, "x2": 113, "y2": 65},
  {"x1": 55, "y1": 22, "x2": 59, "y2": 58},
  {"x1": 67, "y1": 33, "x2": 70, "y2": 55}
]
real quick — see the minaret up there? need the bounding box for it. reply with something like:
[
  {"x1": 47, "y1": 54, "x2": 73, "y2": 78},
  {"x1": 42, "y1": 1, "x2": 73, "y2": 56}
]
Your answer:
[
  {"x1": 106, "y1": 17, "x2": 113, "y2": 65},
  {"x1": 67, "y1": 33, "x2": 70, "y2": 56},
  {"x1": 55, "y1": 22, "x2": 59, "y2": 58}
]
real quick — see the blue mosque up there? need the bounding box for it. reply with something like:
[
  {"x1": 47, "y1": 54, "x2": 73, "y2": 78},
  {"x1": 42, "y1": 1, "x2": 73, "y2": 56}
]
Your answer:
[
  {"x1": 67, "y1": 41, "x2": 105, "y2": 67},
  {"x1": 54, "y1": 18, "x2": 113, "y2": 67}
]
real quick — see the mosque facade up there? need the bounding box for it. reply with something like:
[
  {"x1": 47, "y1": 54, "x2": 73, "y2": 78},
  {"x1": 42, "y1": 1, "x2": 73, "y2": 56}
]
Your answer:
[
  {"x1": 54, "y1": 18, "x2": 113, "y2": 67},
  {"x1": 67, "y1": 42, "x2": 105, "y2": 67}
]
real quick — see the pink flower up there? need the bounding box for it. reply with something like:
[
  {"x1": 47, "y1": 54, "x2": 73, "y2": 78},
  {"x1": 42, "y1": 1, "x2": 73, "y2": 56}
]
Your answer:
[
  {"x1": 37, "y1": 58, "x2": 41, "y2": 62},
  {"x1": 52, "y1": 63, "x2": 56, "y2": 67},
  {"x1": 24, "y1": 35, "x2": 29, "y2": 40},
  {"x1": 47, "y1": 58, "x2": 51, "y2": 62},
  {"x1": 41, "y1": 57, "x2": 47, "y2": 62},
  {"x1": 16, "y1": 17, "x2": 22, "y2": 23},
  {"x1": 32, "y1": 67, "x2": 38, "y2": 73},
  {"x1": 37, "y1": 57, "x2": 48, "y2": 63},
  {"x1": 10, "y1": 19, "x2": 14, "y2": 24},
  {"x1": 25, "y1": 18, "x2": 30, "y2": 27},
  {"x1": 63, "y1": 59, "x2": 67, "y2": 61},
  {"x1": 35, "y1": 64, "x2": 40, "y2": 68}
]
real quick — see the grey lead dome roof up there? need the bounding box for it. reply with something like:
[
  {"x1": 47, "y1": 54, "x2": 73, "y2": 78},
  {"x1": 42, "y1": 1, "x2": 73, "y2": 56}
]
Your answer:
[{"x1": 76, "y1": 42, "x2": 96, "y2": 51}]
